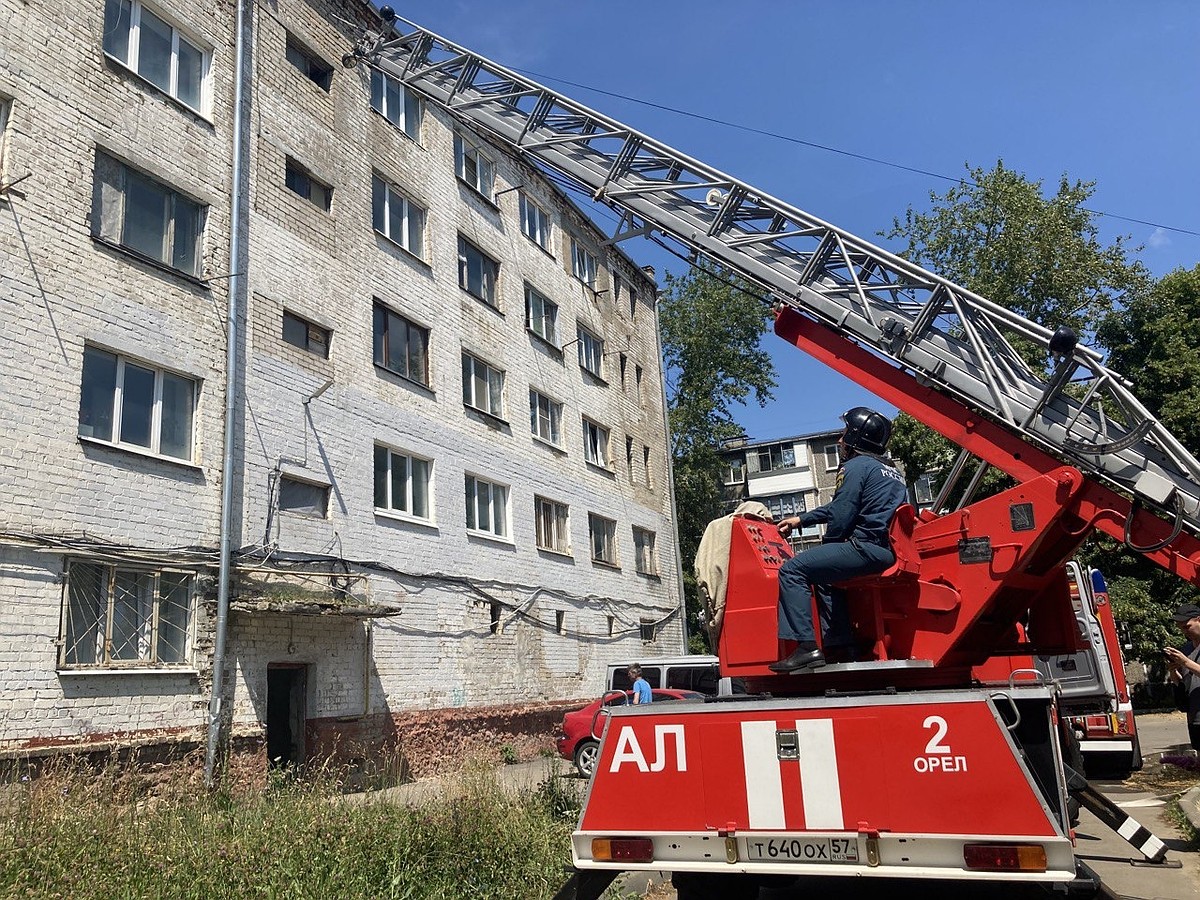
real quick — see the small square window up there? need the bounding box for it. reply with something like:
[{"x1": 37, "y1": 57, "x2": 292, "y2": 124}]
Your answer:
[
  {"x1": 286, "y1": 35, "x2": 332, "y2": 91},
  {"x1": 278, "y1": 475, "x2": 328, "y2": 517},
  {"x1": 282, "y1": 311, "x2": 330, "y2": 358},
  {"x1": 374, "y1": 445, "x2": 432, "y2": 520},
  {"x1": 285, "y1": 158, "x2": 332, "y2": 212},
  {"x1": 640, "y1": 618, "x2": 657, "y2": 643}
]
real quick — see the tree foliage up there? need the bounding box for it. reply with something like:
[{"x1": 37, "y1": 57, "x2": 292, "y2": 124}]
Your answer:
[
  {"x1": 882, "y1": 162, "x2": 1148, "y2": 507},
  {"x1": 659, "y1": 262, "x2": 776, "y2": 648}
]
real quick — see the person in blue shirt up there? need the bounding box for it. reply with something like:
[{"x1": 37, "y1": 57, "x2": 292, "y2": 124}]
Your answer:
[
  {"x1": 628, "y1": 664, "x2": 653, "y2": 704},
  {"x1": 769, "y1": 408, "x2": 908, "y2": 673}
]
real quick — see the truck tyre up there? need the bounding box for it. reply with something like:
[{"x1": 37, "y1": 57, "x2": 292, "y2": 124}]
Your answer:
[
  {"x1": 574, "y1": 739, "x2": 600, "y2": 777},
  {"x1": 671, "y1": 871, "x2": 759, "y2": 900}
]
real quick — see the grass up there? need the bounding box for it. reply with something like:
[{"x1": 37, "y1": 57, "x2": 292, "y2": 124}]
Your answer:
[{"x1": 0, "y1": 758, "x2": 587, "y2": 900}]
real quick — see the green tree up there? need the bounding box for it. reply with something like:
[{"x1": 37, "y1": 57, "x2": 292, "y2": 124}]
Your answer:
[
  {"x1": 882, "y1": 161, "x2": 1149, "y2": 507},
  {"x1": 659, "y1": 262, "x2": 776, "y2": 650}
]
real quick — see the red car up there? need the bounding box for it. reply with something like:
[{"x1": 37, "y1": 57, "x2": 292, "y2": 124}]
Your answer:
[{"x1": 556, "y1": 688, "x2": 704, "y2": 777}]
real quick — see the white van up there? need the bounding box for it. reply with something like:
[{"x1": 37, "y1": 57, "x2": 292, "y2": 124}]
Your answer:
[{"x1": 605, "y1": 655, "x2": 722, "y2": 694}]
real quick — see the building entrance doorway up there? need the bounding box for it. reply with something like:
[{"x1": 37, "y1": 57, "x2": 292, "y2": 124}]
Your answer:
[{"x1": 266, "y1": 664, "x2": 307, "y2": 769}]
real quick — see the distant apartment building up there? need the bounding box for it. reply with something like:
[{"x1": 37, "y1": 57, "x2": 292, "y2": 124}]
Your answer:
[
  {"x1": 720, "y1": 430, "x2": 845, "y2": 550},
  {"x1": 0, "y1": 0, "x2": 681, "y2": 775}
]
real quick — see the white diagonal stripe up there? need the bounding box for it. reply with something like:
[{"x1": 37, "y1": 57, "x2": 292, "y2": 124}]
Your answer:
[
  {"x1": 741, "y1": 720, "x2": 785, "y2": 829},
  {"x1": 797, "y1": 718, "x2": 843, "y2": 830},
  {"x1": 1117, "y1": 818, "x2": 1140, "y2": 841}
]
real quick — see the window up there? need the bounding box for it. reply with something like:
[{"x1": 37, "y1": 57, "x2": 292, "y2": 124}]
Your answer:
[
  {"x1": 914, "y1": 472, "x2": 936, "y2": 508},
  {"x1": 465, "y1": 474, "x2": 509, "y2": 538},
  {"x1": 457, "y1": 236, "x2": 498, "y2": 306},
  {"x1": 454, "y1": 133, "x2": 494, "y2": 198},
  {"x1": 278, "y1": 475, "x2": 328, "y2": 517},
  {"x1": 92, "y1": 151, "x2": 204, "y2": 276},
  {"x1": 61, "y1": 561, "x2": 191, "y2": 667},
  {"x1": 0, "y1": 98, "x2": 10, "y2": 175},
  {"x1": 530, "y1": 390, "x2": 562, "y2": 446},
  {"x1": 761, "y1": 492, "x2": 806, "y2": 521},
  {"x1": 103, "y1": 0, "x2": 209, "y2": 112},
  {"x1": 372, "y1": 302, "x2": 429, "y2": 386},
  {"x1": 373, "y1": 445, "x2": 431, "y2": 520},
  {"x1": 369, "y1": 69, "x2": 421, "y2": 140},
  {"x1": 749, "y1": 443, "x2": 796, "y2": 474},
  {"x1": 824, "y1": 443, "x2": 841, "y2": 471},
  {"x1": 634, "y1": 365, "x2": 643, "y2": 401},
  {"x1": 643, "y1": 445, "x2": 653, "y2": 489},
  {"x1": 571, "y1": 238, "x2": 598, "y2": 288},
  {"x1": 555, "y1": 610, "x2": 565, "y2": 634},
  {"x1": 625, "y1": 435, "x2": 635, "y2": 483},
  {"x1": 725, "y1": 456, "x2": 746, "y2": 485},
  {"x1": 576, "y1": 326, "x2": 603, "y2": 378},
  {"x1": 79, "y1": 346, "x2": 196, "y2": 461},
  {"x1": 285, "y1": 34, "x2": 332, "y2": 91},
  {"x1": 372, "y1": 175, "x2": 425, "y2": 257},
  {"x1": 583, "y1": 418, "x2": 610, "y2": 468},
  {"x1": 589, "y1": 513, "x2": 617, "y2": 566},
  {"x1": 535, "y1": 496, "x2": 570, "y2": 554},
  {"x1": 285, "y1": 158, "x2": 331, "y2": 212},
  {"x1": 525, "y1": 284, "x2": 558, "y2": 345},
  {"x1": 619, "y1": 353, "x2": 628, "y2": 389},
  {"x1": 633, "y1": 527, "x2": 657, "y2": 576},
  {"x1": 282, "y1": 311, "x2": 329, "y2": 358},
  {"x1": 462, "y1": 352, "x2": 504, "y2": 418},
  {"x1": 640, "y1": 618, "x2": 657, "y2": 643},
  {"x1": 519, "y1": 194, "x2": 550, "y2": 249}
]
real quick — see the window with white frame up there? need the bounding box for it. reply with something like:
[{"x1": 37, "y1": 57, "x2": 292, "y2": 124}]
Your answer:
[
  {"x1": 372, "y1": 301, "x2": 429, "y2": 386},
  {"x1": 373, "y1": 445, "x2": 431, "y2": 520},
  {"x1": 824, "y1": 443, "x2": 840, "y2": 471},
  {"x1": 576, "y1": 326, "x2": 603, "y2": 378},
  {"x1": 454, "y1": 133, "x2": 494, "y2": 198},
  {"x1": 519, "y1": 193, "x2": 550, "y2": 249},
  {"x1": 633, "y1": 527, "x2": 657, "y2": 576},
  {"x1": 282, "y1": 310, "x2": 329, "y2": 358},
  {"x1": 372, "y1": 175, "x2": 425, "y2": 257},
  {"x1": 79, "y1": 346, "x2": 196, "y2": 461},
  {"x1": 571, "y1": 238, "x2": 598, "y2": 288},
  {"x1": 535, "y1": 496, "x2": 570, "y2": 554},
  {"x1": 461, "y1": 352, "x2": 505, "y2": 418},
  {"x1": 278, "y1": 475, "x2": 328, "y2": 517},
  {"x1": 285, "y1": 34, "x2": 332, "y2": 91},
  {"x1": 589, "y1": 513, "x2": 617, "y2": 566},
  {"x1": 583, "y1": 418, "x2": 610, "y2": 468},
  {"x1": 458, "y1": 236, "x2": 499, "y2": 306},
  {"x1": 61, "y1": 561, "x2": 192, "y2": 667},
  {"x1": 103, "y1": 0, "x2": 210, "y2": 113},
  {"x1": 285, "y1": 158, "x2": 331, "y2": 212},
  {"x1": 369, "y1": 69, "x2": 421, "y2": 140},
  {"x1": 93, "y1": 151, "x2": 205, "y2": 276},
  {"x1": 530, "y1": 390, "x2": 562, "y2": 446},
  {"x1": 524, "y1": 284, "x2": 558, "y2": 345},
  {"x1": 760, "y1": 492, "x2": 806, "y2": 521},
  {"x1": 725, "y1": 456, "x2": 746, "y2": 485},
  {"x1": 465, "y1": 474, "x2": 509, "y2": 538}
]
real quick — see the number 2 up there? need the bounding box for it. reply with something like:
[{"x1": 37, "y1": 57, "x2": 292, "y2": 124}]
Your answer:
[{"x1": 923, "y1": 715, "x2": 950, "y2": 754}]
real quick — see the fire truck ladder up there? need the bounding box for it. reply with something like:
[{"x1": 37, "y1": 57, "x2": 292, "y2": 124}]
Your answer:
[{"x1": 344, "y1": 15, "x2": 1200, "y2": 572}]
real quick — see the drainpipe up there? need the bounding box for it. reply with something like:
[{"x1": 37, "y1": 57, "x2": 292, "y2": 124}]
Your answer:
[
  {"x1": 650, "y1": 279, "x2": 690, "y2": 654},
  {"x1": 205, "y1": 0, "x2": 252, "y2": 787}
]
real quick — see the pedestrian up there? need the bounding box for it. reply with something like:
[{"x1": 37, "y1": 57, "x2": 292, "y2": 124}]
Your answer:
[
  {"x1": 1165, "y1": 601, "x2": 1200, "y2": 751},
  {"x1": 769, "y1": 407, "x2": 908, "y2": 673},
  {"x1": 628, "y1": 664, "x2": 652, "y2": 704}
]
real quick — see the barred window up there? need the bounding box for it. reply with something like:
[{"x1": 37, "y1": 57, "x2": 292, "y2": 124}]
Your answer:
[{"x1": 61, "y1": 562, "x2": 192, "y2": 667}]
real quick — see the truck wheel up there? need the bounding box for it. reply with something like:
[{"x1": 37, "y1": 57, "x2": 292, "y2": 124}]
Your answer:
[
  {"x1": 671, "y1": 872, "x2": 759, "y2": 900},
  {"x1": 574, "y1": 740, "x2": 600, "y2": 777}
]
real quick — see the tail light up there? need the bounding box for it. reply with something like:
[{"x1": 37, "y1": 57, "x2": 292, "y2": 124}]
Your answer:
[
  {"x1": 592, "y1": 837, "x2": 654, "y2": 863},
  {"x1": 963, "y1": 843, "x2": 1047, "y2": 872}
]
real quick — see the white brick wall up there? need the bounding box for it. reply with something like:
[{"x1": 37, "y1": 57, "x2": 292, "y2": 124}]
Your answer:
[{"x1": 0, "y1": 0, "x2": 685, "y2": 756}]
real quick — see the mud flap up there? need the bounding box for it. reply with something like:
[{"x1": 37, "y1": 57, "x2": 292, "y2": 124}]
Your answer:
[{"x1": 550, "y1": 869, "x2": 619, "y2": 900}]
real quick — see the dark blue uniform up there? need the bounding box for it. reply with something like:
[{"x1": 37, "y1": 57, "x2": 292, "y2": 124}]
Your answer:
[{"x1": 777, "y1": 453, "x2": 908, "y2": 648}]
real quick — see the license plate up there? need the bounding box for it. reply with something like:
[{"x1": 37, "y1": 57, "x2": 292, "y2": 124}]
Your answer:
[{"x1": 744, "y1": 836, "x2": 859, "y2": 863}]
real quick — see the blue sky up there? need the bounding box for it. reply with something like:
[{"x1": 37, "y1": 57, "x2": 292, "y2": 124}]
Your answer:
[{"x1": 396, "y1": 2, "x2": 1200, "y2": 440}]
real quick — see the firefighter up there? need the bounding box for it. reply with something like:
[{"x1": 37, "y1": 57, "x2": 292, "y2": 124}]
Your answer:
[{"x1": 769, "y1": 407, "x2": 908, "y2": 672}]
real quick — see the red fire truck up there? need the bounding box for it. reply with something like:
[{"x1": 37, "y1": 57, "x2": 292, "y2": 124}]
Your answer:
[{"x1": 347, "y1": 13, "x2": 1198, "y2": 898}]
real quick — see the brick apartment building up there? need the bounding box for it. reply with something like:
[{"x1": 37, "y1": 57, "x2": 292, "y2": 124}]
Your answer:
[{"x1": 0, "y1": 0, "x2": 682, "y2": 776}]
